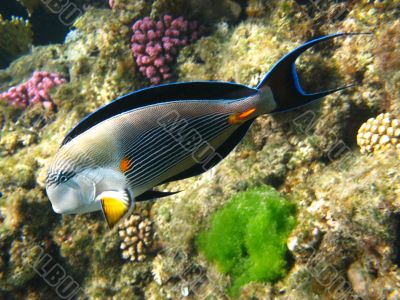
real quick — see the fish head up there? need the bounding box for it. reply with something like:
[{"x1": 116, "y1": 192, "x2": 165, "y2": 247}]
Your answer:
[
  {"x1": 46, "y1": 148, "x2": 98, "y2": 214},
  {"x1": 46, "y1": 171, "x2": 97, "y2": 214}
]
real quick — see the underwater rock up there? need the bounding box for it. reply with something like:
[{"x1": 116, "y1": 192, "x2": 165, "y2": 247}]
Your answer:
[
  {"x1": 0, "y1": 71, "x2": 67, "y2": 110},
  {"x1": 131, "y1": 15, "x2": 204, "y2": 85},
  {"x1": 357, "y1": 112, "x2": 400, "y2": 153},
  {"x1": 285, "y1": 150, "x2": 400, "y2": 299},
  {"x1": 113, "y1": 0, "x2": 242, "y2": 26},
  {"x1": 347, "y1": 260, "x2": 370, "y2": 299},
  {"x1": 245, "y1": 0, "x2": 273, "y2": 18},
  {"x1": 0, "y1": 15, "x2": 32, "y2": 68},
  {"x1": 151, "y1": 0, "x2": 242, "y2": 24},
  {"x1": 239, "y1": 281, "x2": 273, "y2": 299}
]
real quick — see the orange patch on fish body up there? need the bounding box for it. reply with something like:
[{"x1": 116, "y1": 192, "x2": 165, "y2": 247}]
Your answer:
[
  {"x1": 239, "y1": 107, "x2": 256, "y2": 119},
  {"x1": 120, "y1": 158, "x2": 131, "y2": 172},
  {"x1": 228, "y1": 107, "x2": 257, "y2": 125},
  {"x1": 228, "y1": 114, "x2": 240, "y2": 125}
]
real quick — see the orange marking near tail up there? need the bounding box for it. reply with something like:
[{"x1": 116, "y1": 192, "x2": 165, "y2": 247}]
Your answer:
[
  {"x1": 239, "y1": 107, "x2": 256, "y2": 119},
  {"x1": 120, "y1": 158, "x2": 131, "y2": 172},
  {"x1": 228, "y1": 108, "x2": 257, "y2": 125}
]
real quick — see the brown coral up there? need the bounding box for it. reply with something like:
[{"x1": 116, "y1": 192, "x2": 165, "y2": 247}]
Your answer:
[
  {"x1": 118, "y1": 207, "x2": 153, "y2": 262},
  {"x1": 357, "y1": 113, "x2": 400, "y2": 153}
]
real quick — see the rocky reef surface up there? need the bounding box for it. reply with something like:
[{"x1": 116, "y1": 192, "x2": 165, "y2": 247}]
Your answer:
[{"x1": 0, "y1": 0, "x2": 400, "y2": 299}]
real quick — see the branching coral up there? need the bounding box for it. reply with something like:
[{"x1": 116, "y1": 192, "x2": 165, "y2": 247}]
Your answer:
[
  {"x1": 197, "y1": 186, "x2": 296, "y2": 296},
  {"x1": 0, "y1": 15, "x2": 32, "y2": 67},
  {"x1": 0, "y1": 71, "x2": 67, "y2": 110},
  {"x1": 131, "y1": 15, "x2": 204, "y2": 85}
]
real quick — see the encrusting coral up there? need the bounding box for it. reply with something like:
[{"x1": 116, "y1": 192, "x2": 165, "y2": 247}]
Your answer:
[
  {"x1": 357, "y1": 113, "x2": 400, "y2": 153},
  {"x1": 118, "y1": 205, "x2": 154, "y2": 262}
]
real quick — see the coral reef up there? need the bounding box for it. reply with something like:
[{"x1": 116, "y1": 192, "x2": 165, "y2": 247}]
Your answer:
[
  {"x1": 197, "y1": 186, "x2": 296, "y2": 296},
  {"x1": 118, "y1": 206, "x2": 154, "y2": 262},
  {"x1": 245, "y1": 0, "x2": 272, "y2": 18},
  {"x1": 285, "y1": 150, "x2": 400, "y2": 300},
  {"x1": 0, "y1": 0, "x2": 400, "y2": 299},
  {"x1": 0, "y1": 15, "x2": 32, "y2": 67},
  {"x1": 357, "y1": 112, "x2": 400, "y2": 153},
  {"x1": 131, "y1": 15, "x2": 204, "y2": 85},
  {"x1": 0, "y1": 71, "x2": 67, "y2": 110}
]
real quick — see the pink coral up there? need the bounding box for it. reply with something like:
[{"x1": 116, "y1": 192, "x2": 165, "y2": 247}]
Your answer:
[
  {"x1": 0, "y1": 71, "x2": 67, "y2": 110},
  {"x1": 131, "y1": 15, "x2": 204, "y2": 85}
]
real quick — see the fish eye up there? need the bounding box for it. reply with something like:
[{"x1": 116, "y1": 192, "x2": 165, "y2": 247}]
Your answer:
[{"x1": 59, "y1": 174, "x2": 68, "y2": 183}]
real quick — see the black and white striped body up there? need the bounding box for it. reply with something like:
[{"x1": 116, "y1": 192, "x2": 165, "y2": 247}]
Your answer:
[{"x1": 49, "y1": 87, "x2": 276, "y2": 214}]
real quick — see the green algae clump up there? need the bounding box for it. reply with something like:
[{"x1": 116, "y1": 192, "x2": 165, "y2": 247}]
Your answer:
[{"x1": 197, "y1": 186, "x2": 296, "y2": 296}]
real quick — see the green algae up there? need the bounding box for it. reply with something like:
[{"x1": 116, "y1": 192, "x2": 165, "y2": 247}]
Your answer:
[{"x1": 197, "y1": 186, "x2": 296, "y2": 296}]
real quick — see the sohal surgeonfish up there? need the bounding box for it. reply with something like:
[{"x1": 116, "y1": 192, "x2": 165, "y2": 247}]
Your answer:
[{"x1": 46, "y1": 33, "x2": 357, "y2": 228}]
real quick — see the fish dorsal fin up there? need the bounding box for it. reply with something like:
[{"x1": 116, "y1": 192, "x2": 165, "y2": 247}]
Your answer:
[
  {"x1": 161, "y1": 119, "x2": 254, "y2": 184},
  {"x1": 136, "y1": 190, "x2": 180, "y2": 201},
  {"x1": 97, "y1": 190, "x2": 133, "y2": 229},
  {"x1": 62, "y1": 81, "x2": 257, "y2": 146}
]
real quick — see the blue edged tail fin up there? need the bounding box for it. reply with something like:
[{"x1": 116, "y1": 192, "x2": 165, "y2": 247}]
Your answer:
[{"x1": 257, "y1": 33, "x2": 366, "y2": 113}]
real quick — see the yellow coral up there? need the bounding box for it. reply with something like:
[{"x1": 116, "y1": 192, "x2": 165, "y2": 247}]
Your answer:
[{"x1": 357, "y1": 113, "x2": 400, "y2": 153}]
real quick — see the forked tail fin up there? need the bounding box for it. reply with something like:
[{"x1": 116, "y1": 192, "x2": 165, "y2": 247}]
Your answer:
[{"x1": 257, "y1": 33, "x2": 367, "y2": 113}]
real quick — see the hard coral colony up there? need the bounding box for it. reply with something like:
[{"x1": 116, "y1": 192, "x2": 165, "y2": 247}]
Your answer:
[
  {"x1": 118, "y1": 207, "x2": 153, "y2": 262},
  {"x1": 357, "y1": 113, "x2": 400, "y2": 153},
  {"x1": 0, "y1": 71, "x2": 67, "y2": 110},
  {"x1": 131, "y1": 15, "x2": 203, "y2": 85}
]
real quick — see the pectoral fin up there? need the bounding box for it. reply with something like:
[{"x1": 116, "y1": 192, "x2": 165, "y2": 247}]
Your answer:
[{"x1": 97, "y1": 190, "x2": 133, "y2": 228}]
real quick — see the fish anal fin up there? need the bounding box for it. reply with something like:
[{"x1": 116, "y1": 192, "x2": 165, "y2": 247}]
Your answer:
[{"x1": 97, "y1": 190, "x2": 133, "y2": 229}]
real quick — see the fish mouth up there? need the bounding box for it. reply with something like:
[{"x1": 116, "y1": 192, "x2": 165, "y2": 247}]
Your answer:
[{"x1": 52, "y1": 206, "x2": 62, "y2": 214}]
